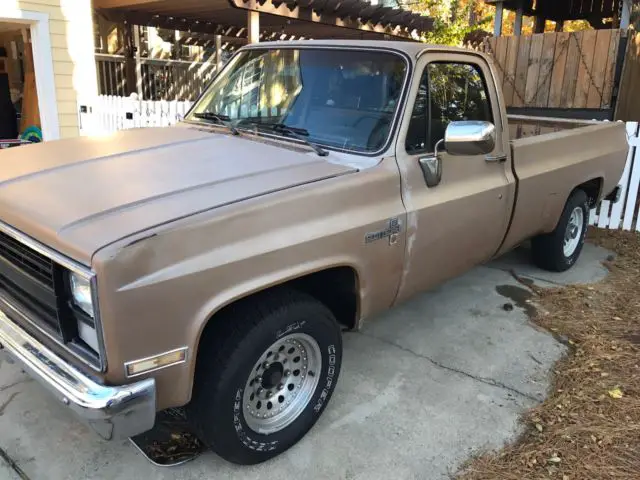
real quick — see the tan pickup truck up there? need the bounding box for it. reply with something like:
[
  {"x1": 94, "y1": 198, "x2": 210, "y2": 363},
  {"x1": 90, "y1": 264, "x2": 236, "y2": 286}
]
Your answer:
[{"x1": 0, "y1": 40, "x2": 627, "y2": 465}]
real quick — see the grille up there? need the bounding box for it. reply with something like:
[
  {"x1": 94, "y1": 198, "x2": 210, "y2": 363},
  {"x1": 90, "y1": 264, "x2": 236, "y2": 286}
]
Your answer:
[
  {"x1": 0, "y1": 230, "x2": 59, "y2": 332},
  {"x1": 0, "y1": 227, "x2": 102, "y2": 369},
  {"x1": 0, "y1": 231, "x2": 54, "y2": 288}
]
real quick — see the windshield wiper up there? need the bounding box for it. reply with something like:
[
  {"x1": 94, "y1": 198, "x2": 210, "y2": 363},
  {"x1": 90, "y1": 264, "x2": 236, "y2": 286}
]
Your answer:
[
  {"x1": 193, "y1": 112, "x2": 239, "y2": 136},
  {"x1": 270, "y1": 123, "x2": 329, "y2": 157}
]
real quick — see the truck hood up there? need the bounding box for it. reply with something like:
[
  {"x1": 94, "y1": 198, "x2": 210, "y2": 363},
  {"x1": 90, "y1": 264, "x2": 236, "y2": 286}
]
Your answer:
[{"x1": 0, "y1": 126, "x2": 356, "y2": 265}]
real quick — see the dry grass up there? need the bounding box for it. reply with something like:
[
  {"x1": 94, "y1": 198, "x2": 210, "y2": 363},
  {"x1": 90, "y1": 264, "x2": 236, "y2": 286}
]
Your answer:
[{"x1": 458, "y1": 229, "x2": 640, "y2": 480}]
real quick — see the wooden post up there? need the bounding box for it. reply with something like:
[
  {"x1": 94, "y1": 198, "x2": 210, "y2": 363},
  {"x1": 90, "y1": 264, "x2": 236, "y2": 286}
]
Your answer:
[
  {"x1": 248, "y1": 10, "x2": 260, "y2": 44},
  {"x1": 534, "y1": 16, "x2": 545, "y2": 33},
  {"x1": 215, "y1": 34, "x2": 222, "y2": 71},
  {"x1": 123, "y1": 22, "x2": 137, "y2": 96},
  {"x1": 494, "y1": 1, "x2": 503, "y2": 37},
  {"x1": 133, "y1": 25, "x2": 143, "y2": 97},
  {"x1": 620, "y1": 0, "x2": 632, "y2": 30},
  {"x1": 555, "y1": 20, "x2": 564, "y2": 32},
  {"x1": 514, "y1": 5, "x2": 523, "y2": 35}
]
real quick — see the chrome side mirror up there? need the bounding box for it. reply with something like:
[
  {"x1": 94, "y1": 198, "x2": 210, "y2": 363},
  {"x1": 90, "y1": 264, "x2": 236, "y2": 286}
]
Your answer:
[{"x1": 444, "y1": 121, "x2": 496, "y2": 156}]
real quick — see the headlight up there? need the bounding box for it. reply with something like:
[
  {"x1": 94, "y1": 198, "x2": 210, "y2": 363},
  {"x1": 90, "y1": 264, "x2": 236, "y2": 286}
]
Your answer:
[
  {"x1": 70, "y1": 272, "x2": 94, "y2": 317},
  {"x1": 69, "y1": 272, "x2": 99, "y2": 352}
]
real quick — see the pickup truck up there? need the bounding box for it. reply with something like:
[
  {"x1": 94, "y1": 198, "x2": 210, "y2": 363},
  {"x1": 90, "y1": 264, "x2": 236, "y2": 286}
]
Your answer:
[{"x1": 0, "y1": 40, "x2": 627, "y2": 465}]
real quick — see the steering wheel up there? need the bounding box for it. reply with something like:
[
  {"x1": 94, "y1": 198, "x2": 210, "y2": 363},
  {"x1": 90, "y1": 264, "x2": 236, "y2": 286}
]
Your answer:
[{"x1": 365, "y1": 117, "x2": 392, "y2": 151}]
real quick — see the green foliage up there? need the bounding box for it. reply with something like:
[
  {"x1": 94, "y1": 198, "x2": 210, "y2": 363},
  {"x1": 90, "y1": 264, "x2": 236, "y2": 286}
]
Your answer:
[
  {"x1": 410, "y1": 0, "x2": 492, "y2": 46},
  {"x1": 423, "y1": 16, "x2": 491, "y2": 45}
]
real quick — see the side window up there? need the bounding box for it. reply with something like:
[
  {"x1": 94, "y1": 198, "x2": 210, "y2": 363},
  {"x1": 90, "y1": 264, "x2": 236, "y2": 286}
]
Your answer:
[
  {"x1": 405, "y1": 62, "x2": 493, "y2": 155},
  {"x1": 405, "y1": 69, "x2": 429, "y2": 154}
]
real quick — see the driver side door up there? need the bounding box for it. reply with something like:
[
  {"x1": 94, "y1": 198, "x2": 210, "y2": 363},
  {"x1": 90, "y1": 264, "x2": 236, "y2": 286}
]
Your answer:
[{"x1": 394, "y1": 53, "x2": 515, "y2": 303}]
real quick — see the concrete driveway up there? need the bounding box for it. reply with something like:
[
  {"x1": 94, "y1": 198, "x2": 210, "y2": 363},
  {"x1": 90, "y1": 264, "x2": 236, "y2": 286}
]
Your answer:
[{"x1": 0, "y1": 244, "x2": 611, "y2": 480}]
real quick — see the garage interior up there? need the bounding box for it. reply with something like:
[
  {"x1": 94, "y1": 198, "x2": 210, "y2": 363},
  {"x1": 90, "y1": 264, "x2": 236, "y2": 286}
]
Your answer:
[{"x1": 0, "y1": 22, "x2": 41, "y2": 147}]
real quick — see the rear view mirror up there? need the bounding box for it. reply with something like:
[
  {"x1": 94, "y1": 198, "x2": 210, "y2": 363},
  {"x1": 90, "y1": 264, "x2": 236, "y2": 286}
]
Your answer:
[{"x1": 444, "y1": 121, "x2": 496, "y2": 156}]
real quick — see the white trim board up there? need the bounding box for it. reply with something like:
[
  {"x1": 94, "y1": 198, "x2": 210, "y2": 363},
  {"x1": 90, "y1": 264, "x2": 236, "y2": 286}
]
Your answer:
[{"x1": 0, "y1": 9, "x2": 60, "y2": 141}]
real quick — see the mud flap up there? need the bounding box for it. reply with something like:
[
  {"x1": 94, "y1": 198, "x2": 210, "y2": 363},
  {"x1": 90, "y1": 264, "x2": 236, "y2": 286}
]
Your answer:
[{"x1": 129, "y1": 408, "x2": 206, "y2": 467}]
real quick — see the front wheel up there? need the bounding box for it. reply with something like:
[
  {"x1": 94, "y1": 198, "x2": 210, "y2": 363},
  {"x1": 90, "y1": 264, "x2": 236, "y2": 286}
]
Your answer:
[
  {"x1": 531, "y1": 189, "x2": 589, "y2": 272},
  {"x1": 186, "y1": 289, "x2": 342, "y2": 465}
]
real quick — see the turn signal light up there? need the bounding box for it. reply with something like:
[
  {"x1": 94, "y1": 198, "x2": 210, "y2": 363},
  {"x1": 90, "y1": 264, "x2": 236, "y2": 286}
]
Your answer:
[{"x1": 125, "y1": 347, "x2": 187, "y2": 377}]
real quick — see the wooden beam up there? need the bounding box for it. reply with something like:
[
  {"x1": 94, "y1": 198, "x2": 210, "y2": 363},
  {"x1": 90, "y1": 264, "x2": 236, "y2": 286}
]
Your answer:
[
  {"x1": 514, "y1": 4, "x2": 523, "y2": 35},
  {"x1": 100, "y1": 10, "x2": 242, "y2": 37},
  {"x1": 133, "y1": 25, "x2": 143, "y2": 97},
  {"x1": 620, "y1": 0, "x2": 632, "y2": 29},
  {"x1": 122, "y1": 21, "x2": 137, "y2": 95},
  {"x1": 494, "y1": 1, "x2": 503, "y2": 37},
  {"x1": 93, "y1": 0, "x2": 165, "y2": 7},
  {"x1": 228, "y1": 0, "x2": 425, "y2": 38},
  {"x1": 248, "y1": 10, "x2": 260, "y2": 43},
  {"x1": 177, "y1": 32, "x2": 247, "y2": 46},
  {"x1": 215, "y1": 35, "x2": 222, "y2": 71},
  {"x1": 534, "y1": 15, "x2": 545, "y2": 33}
]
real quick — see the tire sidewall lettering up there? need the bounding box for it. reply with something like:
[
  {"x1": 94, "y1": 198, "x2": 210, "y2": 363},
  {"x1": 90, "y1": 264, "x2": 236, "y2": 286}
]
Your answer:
[
  {"x1": 276, "y1": 320, "x2": 307, "y2": 339},
  {"x1": 314, "y1": 344, "x2": 336, "y2": 414},
  {"x1": 233, "y1": 388, "x2": 279, "y2": 452}
]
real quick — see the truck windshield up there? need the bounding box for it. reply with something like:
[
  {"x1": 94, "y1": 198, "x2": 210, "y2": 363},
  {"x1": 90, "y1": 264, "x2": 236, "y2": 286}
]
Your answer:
[{"x1": 187, "y1": 48, "x2": 408, "y2": 154}]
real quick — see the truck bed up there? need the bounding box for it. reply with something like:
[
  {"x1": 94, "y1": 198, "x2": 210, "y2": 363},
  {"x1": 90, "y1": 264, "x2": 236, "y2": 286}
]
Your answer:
[
  {"x1": 508, "y1": 115, "x2": 602, "y2": 140},
  {"x1": 498, "y1": 118, "x2": 628, "y2": 255}
]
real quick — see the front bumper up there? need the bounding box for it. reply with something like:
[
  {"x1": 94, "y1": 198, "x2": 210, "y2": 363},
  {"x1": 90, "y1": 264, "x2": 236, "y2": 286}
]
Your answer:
[{"x1": 0, "y1": 307, "x2": 156, "y2": 440}]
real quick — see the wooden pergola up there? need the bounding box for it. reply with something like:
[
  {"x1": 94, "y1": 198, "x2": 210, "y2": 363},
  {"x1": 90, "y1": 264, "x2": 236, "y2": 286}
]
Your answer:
[
  {"x1": 94, "y1": 0, "x2": 434, "y2": 43},
  {"x1": 93, "y1": 0, "x2": 434, "y2": 97},
  {"x1": 486, "y1": 0, "x2": 633, "y2": 36}
]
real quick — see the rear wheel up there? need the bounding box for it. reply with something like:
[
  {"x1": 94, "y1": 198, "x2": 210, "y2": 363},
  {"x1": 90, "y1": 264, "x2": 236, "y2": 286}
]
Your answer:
[
  {"x1": 186, "y1": 289, "x2": 342, "y2": 465},
  {"x1": 531, "y1": 189, "x2": 589, "y2": 272}
]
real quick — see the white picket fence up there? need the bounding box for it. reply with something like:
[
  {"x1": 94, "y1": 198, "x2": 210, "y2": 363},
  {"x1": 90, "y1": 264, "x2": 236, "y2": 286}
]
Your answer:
[
  {"x1": 78, "y1": 95, "x2": 193, "y2": 137},
  {"x1": 588, "y1": 121, "x2": 640, "y2": 231},
  {"x1": 78, "y1": 97, "x2": 640, "y2": 231}
]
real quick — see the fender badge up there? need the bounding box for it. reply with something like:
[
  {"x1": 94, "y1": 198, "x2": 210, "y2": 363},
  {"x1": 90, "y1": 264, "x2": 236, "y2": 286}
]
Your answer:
[{"x1": 365, "y1": 218, "x2": 401, "y2": 244}]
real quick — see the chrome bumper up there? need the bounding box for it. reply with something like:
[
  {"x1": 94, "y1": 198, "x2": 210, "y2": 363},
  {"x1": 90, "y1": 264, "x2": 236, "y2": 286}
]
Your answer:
[{"x1": 0, "y1": 308, "x2": 156, "y2": 440}]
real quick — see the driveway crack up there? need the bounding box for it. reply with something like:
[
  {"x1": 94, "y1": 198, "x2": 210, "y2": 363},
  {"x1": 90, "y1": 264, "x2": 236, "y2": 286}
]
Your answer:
[
  {"x1": 0, "y1": 392, "x2": 20, "y2": 416},
  {"x1": 357, "y1": 331, "x2": 541, "y2": 403},
  {"x1": 0, "y1": 378, "x2": 32, "y2": 393},
  {"x1": 0, "y1": 446, "x2": 30, "y2": 480}
]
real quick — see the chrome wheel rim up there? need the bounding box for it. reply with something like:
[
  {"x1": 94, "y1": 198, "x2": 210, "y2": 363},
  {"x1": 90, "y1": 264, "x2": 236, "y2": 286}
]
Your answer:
[
  {"x1": 242, "y1": 333, "x2": 322, "y2": 434},
  {"x1": 563, "y1": 206, "x2": 584, "y2": 257}
]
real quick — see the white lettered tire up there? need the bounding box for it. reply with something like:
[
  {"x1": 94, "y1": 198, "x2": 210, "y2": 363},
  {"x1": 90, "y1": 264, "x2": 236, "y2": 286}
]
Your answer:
[
  {"x1": 532, "y1": 189, "x2": 589, "y2": 272},
  {"x1": 187, "y1": 289, "x2": 342, "y2": 465}
]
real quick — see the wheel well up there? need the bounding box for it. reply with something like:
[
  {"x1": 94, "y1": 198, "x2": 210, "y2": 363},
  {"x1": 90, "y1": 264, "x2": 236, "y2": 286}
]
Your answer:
[
  {"x1": 200, "y1": 267, "x2": 360, "y2": 344},
  {"x1": 575, "y1": 178, "x2": 603, "y2": 207},
  {"x1": 286, "y1": 267, "x2": 359, "y2": 330}
]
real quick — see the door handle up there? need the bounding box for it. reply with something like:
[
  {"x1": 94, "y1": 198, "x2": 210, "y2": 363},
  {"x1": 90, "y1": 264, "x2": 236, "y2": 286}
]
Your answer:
[
  {"x1": 485, "y1": 154, "x2": 507, "y2": 163},
  {"x1": 418, "y1": 140, "x2": 444, "y2": 187}
]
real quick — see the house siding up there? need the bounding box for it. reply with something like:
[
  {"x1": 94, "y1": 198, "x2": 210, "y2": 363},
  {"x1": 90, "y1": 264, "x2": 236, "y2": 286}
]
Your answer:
[{"x1": 14, "y1": 0, "x2": 98, "y2": 138}]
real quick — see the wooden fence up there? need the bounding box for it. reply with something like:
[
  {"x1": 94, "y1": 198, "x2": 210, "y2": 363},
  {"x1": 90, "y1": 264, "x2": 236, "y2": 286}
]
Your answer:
[
  {"x1": 589, "y1": 121, "x2": 640, "y2": 230},
  {"x1": 481, "y1": 30, "x2": 622, "y2": 112}
]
